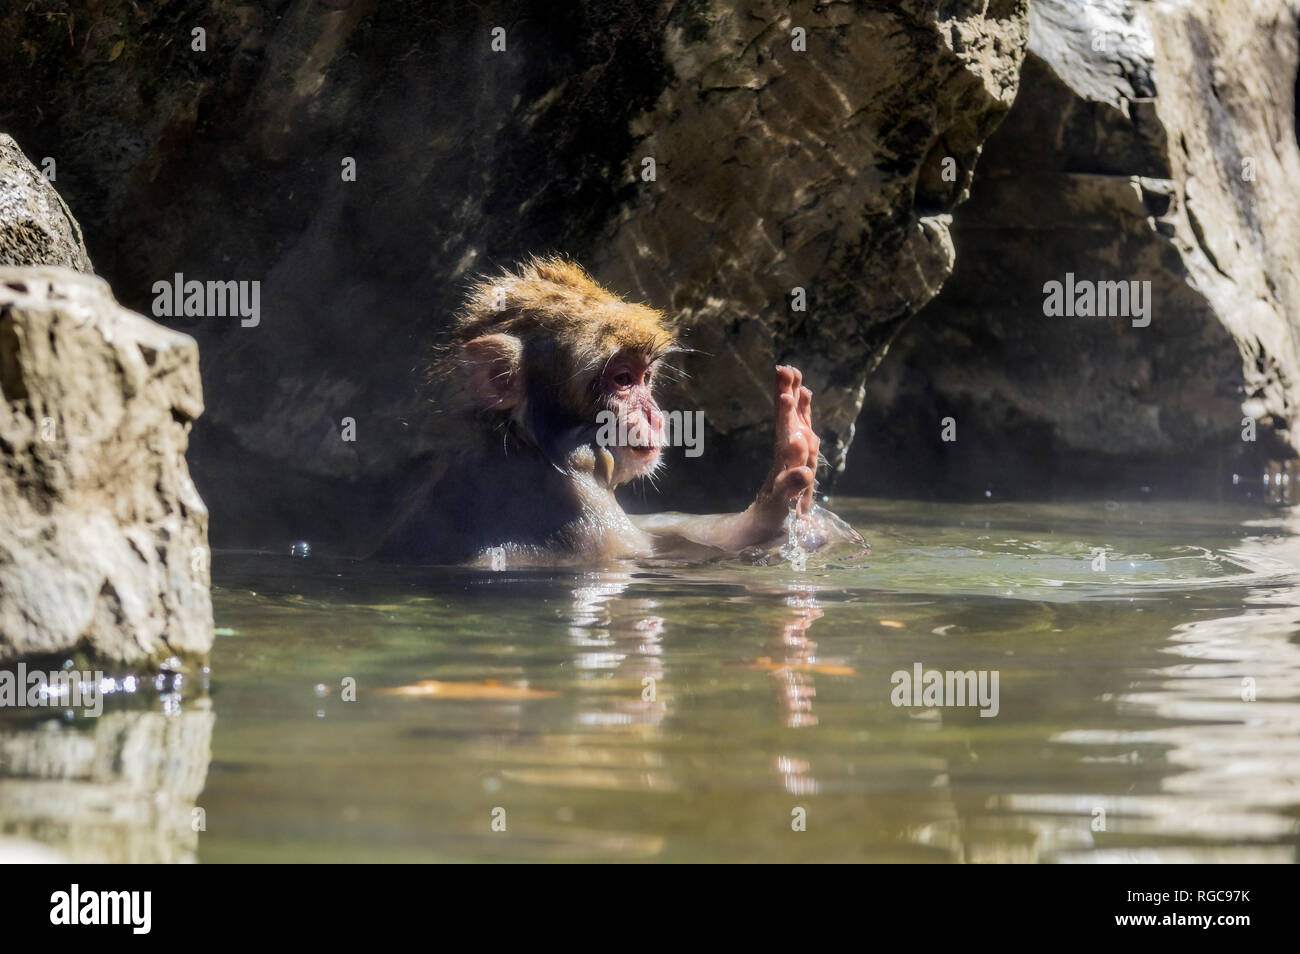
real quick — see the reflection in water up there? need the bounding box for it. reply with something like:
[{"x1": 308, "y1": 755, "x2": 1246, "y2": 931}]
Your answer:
[
  {"x1": 1035, "y1": 528, "x2": 1300, "y2": 863},
  {"x1": 0, "y1": 699, "x2": 213, "y2": 863},
  {"x1": 567, "y1": 572, "x2": 667, "y2": 730},
  {"x1": 770, "y1": 591, "x2": 823, "y2": 796},
  {"x1": 769, "y1": 592, "x2": 823, "y2": 730},
  {"x1": 6, "y1": 499, "x2": 1300, "y2": 862},
  {"x1": 458, "y1": 572, "x2": 672, "y2": 858}
]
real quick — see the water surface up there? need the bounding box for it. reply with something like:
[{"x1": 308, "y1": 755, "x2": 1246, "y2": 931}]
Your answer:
[{"x1": 3, "y1": 498, "x2": 1299, "y2": 863}]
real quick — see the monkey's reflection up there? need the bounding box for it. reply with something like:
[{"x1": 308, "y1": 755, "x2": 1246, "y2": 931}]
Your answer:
[
  {"x1": 507, "y1": 574, "x2": 849, "y2": 805},
  {"x1": 567, "y1": 571, "x2": 666, "y2": 729},
  {"x1": 567, "y1": 577, "x2": 827, "y2": 794},
  {"x1": 768, "y1": 589, "x2": 824, "y2": 796},
  {"x1": 768, "y1": 591, "x2": 824, "y2": 729}
]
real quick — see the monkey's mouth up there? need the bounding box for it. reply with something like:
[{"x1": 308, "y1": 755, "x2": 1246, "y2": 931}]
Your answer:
[
  {"x1": 613, "y1": 443, "x2": 661, "y2": 480},
  {"x1": 613, "y1": 425, "x2": 663, "y2": 457}
]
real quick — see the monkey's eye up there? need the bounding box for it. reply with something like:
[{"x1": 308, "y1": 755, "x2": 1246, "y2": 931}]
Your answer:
[{"x1": 613, "y1": 370, "x2": 636, "y2": 389}]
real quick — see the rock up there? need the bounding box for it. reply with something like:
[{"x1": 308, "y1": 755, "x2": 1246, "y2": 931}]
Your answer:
[
  {"x1": 0, "y1": 267, "x2": 213, "y2": 663},
  {"x1": 0, "y1": 0, "x2": 1029, "y2": 548},
  {"x1": 0, "y1": 134, "x2": 93, "y2": 274},
  {"x1": 594, "y1": 0, "x2": 1030, "y2": 508},
  {"x1": 846, "y1": 0, "x2": 1300, "y2": 499}
]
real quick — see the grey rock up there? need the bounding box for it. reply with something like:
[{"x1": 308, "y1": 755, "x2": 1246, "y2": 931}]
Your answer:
[
  {"x1": 0, "y1": 134, "x2": 93, "y2": 274},
  {"x1": 594, "y1": 0, "x2": 1030, "y2": 496},
  {"x1": 0, "y1": 267, "x2": 213, "y2": 662},
  {"x1": 847, "y1": 0, "x2": 1300, "y2": 499}
]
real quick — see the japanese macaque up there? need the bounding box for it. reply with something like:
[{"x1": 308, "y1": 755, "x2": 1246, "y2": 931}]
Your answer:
[{"x1": 374, "y1": 257, "x2": 862, "y2": 565}]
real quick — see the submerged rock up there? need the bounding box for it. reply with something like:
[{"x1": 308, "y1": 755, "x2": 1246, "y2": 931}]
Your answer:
[
  {"x1": 0, "y1": 267, "x2": 213, "y2": 663},
  {"x1": 848, "y1": 0, "x2": 1300, "y2": 499}
]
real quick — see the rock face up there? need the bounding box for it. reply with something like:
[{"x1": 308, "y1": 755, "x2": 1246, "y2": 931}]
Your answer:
[
  {"x1": 0, "y1": 0, "x2": 1029, "y2": 548},
  {"x1": 845, "y1": 0, "x2": 1300, "y2": 499},
  {"x1": 0, "y1": 134, "x2": 93, "y2": 274},
  {"x1": 592, "y1": 0, "x2": 1029, "y2": 506},
  {"x1": 0, "y1": 267, "x2": 213, "y2": 663}
]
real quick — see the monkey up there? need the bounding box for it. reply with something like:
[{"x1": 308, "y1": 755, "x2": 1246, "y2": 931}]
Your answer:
[{"x1": 374, "y1": 257, "x2": 864, "y2": 565}]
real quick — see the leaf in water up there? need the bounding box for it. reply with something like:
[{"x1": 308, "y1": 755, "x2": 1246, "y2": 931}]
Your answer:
[
  {"x1": 375, "y1": 679, "x2": 559, "y2": 700},
  {"x1": 738, "y1": 657, "x2": 857, "y2": 676},
  {"x1": 109, "y1": 40, "x2": 125, "y2": 61}
]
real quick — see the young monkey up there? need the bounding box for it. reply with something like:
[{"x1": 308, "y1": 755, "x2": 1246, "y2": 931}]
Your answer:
[{"x1": 375, "y1": 257, "x2": 863, "y2": 565}]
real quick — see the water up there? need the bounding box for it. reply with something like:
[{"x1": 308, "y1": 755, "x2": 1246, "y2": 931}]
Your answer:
[{"x1": 2, "y1": 498, "x2": 1299, "y2": 863}]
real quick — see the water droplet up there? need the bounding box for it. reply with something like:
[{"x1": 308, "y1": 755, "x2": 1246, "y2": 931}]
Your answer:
[
  {"x1": 779, "y1": 499, "x2": 808, "y2": 571},
  {"x1": 290, "y1": 541, "x2": 312, "y2": 558}
]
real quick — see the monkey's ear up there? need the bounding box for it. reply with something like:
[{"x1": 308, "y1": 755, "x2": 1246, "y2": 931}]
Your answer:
[{"x1": 463, "y1": 334, "x2": 524, "y2": 410}]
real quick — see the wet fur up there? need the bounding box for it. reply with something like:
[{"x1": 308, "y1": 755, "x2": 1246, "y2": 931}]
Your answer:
[{"x1": 376, "y1": 257, "x2": 675, "y2": 564}]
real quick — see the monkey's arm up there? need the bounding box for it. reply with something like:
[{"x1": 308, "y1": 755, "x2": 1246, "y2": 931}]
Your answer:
[
  {"x1": 630, "y1": 510, "x2": 768, "y2": 553},
  {"x1": 631, "y1": 505, "x2": 861, "y2": 555}
]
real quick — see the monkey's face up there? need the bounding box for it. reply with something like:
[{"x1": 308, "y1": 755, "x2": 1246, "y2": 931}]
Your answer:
[
  {"x1": 455, "y1": 259, "x2": 677, "y2": 491},
  {"x1": 597, "y1": 351, "x2": 665, "y2": 485}
]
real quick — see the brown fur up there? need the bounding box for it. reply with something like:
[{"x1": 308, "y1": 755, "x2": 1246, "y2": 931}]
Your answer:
[{"x1": 450, "y1": 256, "x2": 676, "y2": 410}]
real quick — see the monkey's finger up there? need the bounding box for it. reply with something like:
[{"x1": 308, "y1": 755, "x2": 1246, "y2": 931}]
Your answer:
[
  {"x1": 776, "y1": 390, "x2": 798, "y2": 451},
  {"x1": 798, "y1": 386, "x2": 812, "y2": 428},
  {"x1": 773, "y1": 367, "x2": 793, "y2": 447},
  {"x1": 774, "y1": 366, "x2": 797, "y2": 408},
  {"x1": 805, "y1": 431, "x2": 821, "y2": 472}
]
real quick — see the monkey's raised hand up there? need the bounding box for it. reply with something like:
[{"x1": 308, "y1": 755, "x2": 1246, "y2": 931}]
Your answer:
[
  {"x1": 749, "y1": 365, "x2": 821, "y2": 527},
  {"x1": 631, "y1": 364, "x2": 860, "y2": 556}
]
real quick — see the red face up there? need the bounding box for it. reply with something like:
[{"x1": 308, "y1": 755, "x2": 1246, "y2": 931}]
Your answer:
[{"x1": 599, "y1": 353, "x2": 665, "y2": 484}]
